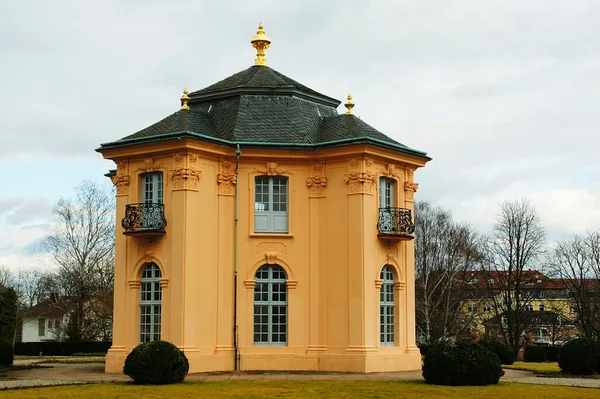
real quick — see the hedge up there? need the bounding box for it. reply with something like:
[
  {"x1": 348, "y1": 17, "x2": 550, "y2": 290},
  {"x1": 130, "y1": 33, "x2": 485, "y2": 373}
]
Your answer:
[
  {"x1": 0, "y1": 340, "x2": 14, "y2": 366},
  {"x1": 524, "y1": 345, "x2": 548, "y2": 362},
  {"x1": 14, "y1": 341, "x2": 111, "y2": 356}
]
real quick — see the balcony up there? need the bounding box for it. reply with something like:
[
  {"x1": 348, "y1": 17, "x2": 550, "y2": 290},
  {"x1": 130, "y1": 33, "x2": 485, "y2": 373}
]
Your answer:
[
  {"x1": 377, "y1": 207, "x2": 415, "y2": 240},
  {"x1": 122, "y1": 203, "x2": 166, "y2": 236}
]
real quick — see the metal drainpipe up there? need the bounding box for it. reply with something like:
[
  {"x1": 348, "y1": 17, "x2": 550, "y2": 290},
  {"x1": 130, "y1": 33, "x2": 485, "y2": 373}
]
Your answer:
[{"x1": 233, "y1": 144, "x2": 241, "y2": 371}]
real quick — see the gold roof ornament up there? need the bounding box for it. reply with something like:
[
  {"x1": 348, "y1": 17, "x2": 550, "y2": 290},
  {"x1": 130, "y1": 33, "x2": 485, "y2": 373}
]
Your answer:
[
  {"x1": 251, "y1": 23, "x2": 271, "y2": 66},
  {"x1": 180, "y1": 88, "x2": 190, "y2": 110},
  {"x1": 344, "y1": 94, "x2": 354, "y2": 115}
]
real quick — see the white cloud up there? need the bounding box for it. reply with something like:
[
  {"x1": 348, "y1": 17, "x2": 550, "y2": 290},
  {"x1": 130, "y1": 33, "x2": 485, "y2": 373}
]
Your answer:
[{"x1": 0, "y1": 0, "x2": 599, "y2": 256}]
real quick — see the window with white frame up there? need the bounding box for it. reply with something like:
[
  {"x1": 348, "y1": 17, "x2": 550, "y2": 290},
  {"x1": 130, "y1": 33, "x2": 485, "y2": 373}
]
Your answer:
[
  {"x1": 254, "y1": 264, "x2": 287, "y2": 345},
  {"x1": 380, "y1": 265, "x2": 396, "y2": 346},
  {"x1": 142, "y1": 172, "x2": 164, "y2": 204},
  {"x1": 254, "y1": 176, "x2": 288, "y2": 233},
  {"x1": 539, "y1": 304, "x2": 545, "y2": 311},
  {"x1": 140, "y1": 263, "x2": 162, "y2": 343},
  {"x1": 379, "y1": 177, "x2": 395, "y2": 208}
]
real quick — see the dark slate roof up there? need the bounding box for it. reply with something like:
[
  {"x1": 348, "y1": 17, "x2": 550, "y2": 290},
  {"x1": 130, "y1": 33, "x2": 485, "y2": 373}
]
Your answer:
[
  {"x1": 189, "y1": 66, "x2": 339, "y2": 107},
  {"x1": 99, "y1": 66, "x2": 429, "y2": 159}
]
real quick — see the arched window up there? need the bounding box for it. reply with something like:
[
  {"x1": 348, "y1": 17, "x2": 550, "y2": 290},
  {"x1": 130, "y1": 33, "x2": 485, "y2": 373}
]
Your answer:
[
  {"x1": 254, "y1": 264, "x2": 287, "y2": 345},
  {"x1": 380, "y1": 265, "x2": 396, "y2": 346},
  {"x1": 140, "y1": 263, "x2": 162, "y2": 343}
]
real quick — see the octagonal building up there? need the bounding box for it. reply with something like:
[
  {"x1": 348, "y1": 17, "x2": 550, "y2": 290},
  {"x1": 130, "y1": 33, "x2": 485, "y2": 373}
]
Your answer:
[{"x1": 97, "y1": 24, "x2": 431, "y2": 374}]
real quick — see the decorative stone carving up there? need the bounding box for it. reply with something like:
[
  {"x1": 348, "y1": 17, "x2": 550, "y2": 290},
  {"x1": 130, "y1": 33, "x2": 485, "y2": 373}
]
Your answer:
[
  {"x1": 404, "y1": 181, "x2": 419, "y2": 201},
  {"x1": 307, "y1": 163, "x2": 327, "y2": 197},
  {"x1": 139, "y1": 158, "x2": 162, "y2": 173},
  {"x1": 386, "y1": 253, "x2": 395, "y2": 265},
  {"x1": 344, "y1": 158, "x2": 376, "y2": 194},
  {"x1": 171, "y1": 168, "x2": 202, "y2": 190},
  {"x1": 145, "y1": 250, "x2": 154, "y2": 262},
  {"x1": 111, "y1": 175, "x2": 130, "y2": 196},
  {"x1": 111, "y1": 161, "x2": 130, "y2": 196},
  {"x1": 256, "y1": 162, "x2": 288, "y2": 176},
  {"x1": 264, "y1": 251, "x2": 278, "y2": 264},
  {"x1": 344, "y1": 172, "x2": 377, "y2": 194},
  {"x1": 348, "y1": 158, "x2": 361, "y2": 171},
  {"x1": 381, "y1": 163, "x2": 400, "y2": 179},
  {"x1": 217, "y1": 160, "x2": 237, "y2": 196}
]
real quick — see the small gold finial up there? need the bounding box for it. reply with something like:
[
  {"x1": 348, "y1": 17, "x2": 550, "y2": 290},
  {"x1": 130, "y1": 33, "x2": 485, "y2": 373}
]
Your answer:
[
  {"x1": 344, "y1": 94, "x2": 354, "y2": 115},
  {"x1": 251, "y1": 23, "x2": 271, "y2": 66},
  {"x1": 180, "y1": 87, "x2": 190, "y2": 110}
]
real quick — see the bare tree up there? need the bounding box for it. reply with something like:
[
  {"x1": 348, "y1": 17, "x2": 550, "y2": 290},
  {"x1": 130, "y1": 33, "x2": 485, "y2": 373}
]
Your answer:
[
  {"x1": 481, "y1": 199, "x2": 546, "y2": 359},
  {"x1": 415, "y1": 201, "x2": 483, "y2": 344},
  {"x1": 44, "y1": 180, "x2": 115, "y2": 341},
  {"x1": 550, "y1": 232, "x2": 600, "y2": 339},
  {"x1": 0, "y1": 266, "x2": 16, "y2": 288}
]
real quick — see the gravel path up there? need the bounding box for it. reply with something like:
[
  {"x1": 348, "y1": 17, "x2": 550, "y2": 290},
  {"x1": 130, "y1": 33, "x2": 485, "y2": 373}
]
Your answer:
[
  {"x1": 503, "y1": 376, "x2": 600, "y2": 388},
  {"x1": 2, "y1": 363, "x2": 600, "y2": 390}
]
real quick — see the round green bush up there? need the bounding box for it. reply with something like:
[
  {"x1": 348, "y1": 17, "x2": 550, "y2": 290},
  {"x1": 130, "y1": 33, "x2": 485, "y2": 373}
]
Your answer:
[
  {"x1": 478, "y1": 339, "x2": 514, "y2": 365},
  {"x1": 557, "y1": 338, "x2": 600, "y2": 375},
  {"x1": 123, "y1": 340, "x2": 189, "y2": 384},
  {"x1": 0, "y1": 340, "x2": 14, "y2": 367},
  {"x1": 422, "y1": 342, "x2": 502, "y2": 386}
]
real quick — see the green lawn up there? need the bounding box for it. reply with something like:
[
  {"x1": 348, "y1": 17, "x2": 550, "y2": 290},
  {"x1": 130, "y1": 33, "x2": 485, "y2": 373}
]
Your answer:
[
  {"x1": 1, "y1": 380, "x2": 599, "y2": 399},
  {"x1": 504, "y1": 362, "x2": 561, "y2": 374}
]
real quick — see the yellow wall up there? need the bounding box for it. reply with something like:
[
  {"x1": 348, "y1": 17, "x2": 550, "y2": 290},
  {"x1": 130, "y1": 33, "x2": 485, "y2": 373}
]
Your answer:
[{"x1": 100, "y1": 139, "x2": 427, "y2": 373}]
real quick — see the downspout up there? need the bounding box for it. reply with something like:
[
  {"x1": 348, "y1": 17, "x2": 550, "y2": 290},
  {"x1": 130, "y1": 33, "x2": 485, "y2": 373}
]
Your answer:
[{"x1": 233, "y1": 144, "x2": 241, "y2": 371}]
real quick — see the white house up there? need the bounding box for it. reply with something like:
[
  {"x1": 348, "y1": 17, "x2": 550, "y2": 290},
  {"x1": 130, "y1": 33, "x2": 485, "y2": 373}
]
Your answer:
[{"x1": 21, "y1": 295, "x2": 73, "y2": 342}]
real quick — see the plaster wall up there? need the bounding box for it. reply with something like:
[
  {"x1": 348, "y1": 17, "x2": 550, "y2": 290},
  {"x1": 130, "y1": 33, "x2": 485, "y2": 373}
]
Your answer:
[{"x1": 102, "y1": 141, "x2": 425, "y2": 373}]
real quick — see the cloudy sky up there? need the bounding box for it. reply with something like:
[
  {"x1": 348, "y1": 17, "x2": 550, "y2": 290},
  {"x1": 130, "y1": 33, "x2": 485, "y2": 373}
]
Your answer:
[{"x1": 1, "y1": 0, "x2": 599, "y2": 272}]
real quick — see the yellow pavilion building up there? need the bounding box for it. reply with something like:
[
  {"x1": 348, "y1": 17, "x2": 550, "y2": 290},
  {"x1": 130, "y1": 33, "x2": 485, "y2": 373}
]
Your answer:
[{"x1": 97, "y1": 24, "x2": 431, "y2": 374}]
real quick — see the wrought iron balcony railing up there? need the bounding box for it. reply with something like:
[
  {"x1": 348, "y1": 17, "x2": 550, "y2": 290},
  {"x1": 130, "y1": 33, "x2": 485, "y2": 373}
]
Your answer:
[
  {"x1": 377, "y1": 207, "x2": 415, "y2": 240},
  {"x1": 122, "y1": 203, "x2": 166, "y2": 236}
]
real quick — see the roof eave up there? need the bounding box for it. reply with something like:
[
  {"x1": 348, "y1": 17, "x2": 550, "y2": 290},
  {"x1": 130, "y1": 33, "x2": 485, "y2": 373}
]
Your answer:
[{"x1": 98, "y1": 131, "x2": 431, "y2": 161}]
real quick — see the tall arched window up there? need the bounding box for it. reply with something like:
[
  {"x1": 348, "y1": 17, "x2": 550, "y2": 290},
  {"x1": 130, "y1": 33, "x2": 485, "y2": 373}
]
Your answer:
[
  {"x1": 380, "y1": 265, "x2": 396, "y2": 346},
  {"x1": 254, "y1": 264, "x2": 287, "y2": 345},
  {"x1": 140, "y1": 263, "x2": 162, "y2": 343}
]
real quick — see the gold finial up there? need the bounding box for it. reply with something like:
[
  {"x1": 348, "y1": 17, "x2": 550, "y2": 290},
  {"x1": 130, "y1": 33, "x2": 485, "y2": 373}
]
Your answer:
[
  {"x1": 180, "y1": 87, "x2": 190, "y2": 110},
  {"x1": 251, "y1": 23, "x2": 271, "y2": 66},
  {"x1": 344, "y1": 94, "x2": 354, "y2": 115}
]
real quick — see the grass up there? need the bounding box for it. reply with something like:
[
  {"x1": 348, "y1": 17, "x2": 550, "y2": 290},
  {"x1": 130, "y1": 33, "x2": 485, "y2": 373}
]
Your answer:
[
  {"x1": 1, "y1": 380, "x2": 599, "y2": 399},
  {"x1": 504, "y1": 361, "x2": 561, "y2": 374}
]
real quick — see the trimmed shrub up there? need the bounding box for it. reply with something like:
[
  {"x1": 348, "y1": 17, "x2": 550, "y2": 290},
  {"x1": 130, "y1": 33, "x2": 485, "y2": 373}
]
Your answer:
[
  {"x1": 418, "y1": 344, "x2": 430, "y2": 357},
  {"x1": 558, "y1": 338, "x2": 600, "y2": 375},
  {"x1": 124, "y1": 340, "x2": 189, "y2": 385},
  {"x1": 478, "y1": 339, "x2": 514, "y2": 365},
  {"x1": 0, "y1": 340, "x2": 14, "y2": 367},
  {"x1": 422, "y1": 342, "x2": 502, "y2": 386},
  {"x1": 524, "y1": 346, "x2": 548, "y2": 362}
]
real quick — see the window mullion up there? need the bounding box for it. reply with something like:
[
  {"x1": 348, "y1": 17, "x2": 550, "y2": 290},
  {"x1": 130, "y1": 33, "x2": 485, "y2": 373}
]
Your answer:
[{"x1": 268, "y1": 177, "x2": 274, "y2": 230}]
